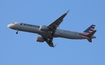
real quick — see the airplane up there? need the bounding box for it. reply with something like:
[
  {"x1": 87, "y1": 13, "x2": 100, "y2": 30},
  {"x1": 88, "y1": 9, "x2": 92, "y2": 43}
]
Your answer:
[{"x1": 7, "y1": 10, "x2": 97, "y2": 47}]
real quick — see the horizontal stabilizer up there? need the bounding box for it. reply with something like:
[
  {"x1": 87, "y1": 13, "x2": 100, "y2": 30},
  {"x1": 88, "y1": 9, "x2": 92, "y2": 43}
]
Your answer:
[
  {"x1": 87, "y1": 30, "x2": 97, "y2": 42},
  {"x1": 87, "y1": 39, "x2": 92, "y2": 42}
]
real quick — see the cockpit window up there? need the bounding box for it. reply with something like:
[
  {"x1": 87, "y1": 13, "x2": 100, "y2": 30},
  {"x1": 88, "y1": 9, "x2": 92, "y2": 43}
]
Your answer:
[{"x1": 12, "y1": 22, "x2": 15, "y2": 24}]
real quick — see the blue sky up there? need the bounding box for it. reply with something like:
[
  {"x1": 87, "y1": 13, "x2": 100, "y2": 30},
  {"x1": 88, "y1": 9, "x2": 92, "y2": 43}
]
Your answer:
[{"x1": 0, "y1": 0, "x2": 105, "y2": 65}]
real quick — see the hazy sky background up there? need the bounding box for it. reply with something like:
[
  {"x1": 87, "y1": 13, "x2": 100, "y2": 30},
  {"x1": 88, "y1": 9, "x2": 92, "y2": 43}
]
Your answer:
[{"x1": 0, "y1": 0, "x2": 105, "y2": 65}]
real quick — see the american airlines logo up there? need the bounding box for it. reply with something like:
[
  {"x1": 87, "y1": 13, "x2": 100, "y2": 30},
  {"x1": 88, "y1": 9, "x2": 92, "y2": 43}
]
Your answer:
[{"x1": 20, "y1": 23, "x2": 39, "y2": 28}]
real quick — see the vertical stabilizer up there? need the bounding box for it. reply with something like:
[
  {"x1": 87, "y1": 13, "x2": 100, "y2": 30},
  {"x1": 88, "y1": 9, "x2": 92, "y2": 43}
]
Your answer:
[{"x1": 84, "y1": 25, "x2": 95, "y2": 34}]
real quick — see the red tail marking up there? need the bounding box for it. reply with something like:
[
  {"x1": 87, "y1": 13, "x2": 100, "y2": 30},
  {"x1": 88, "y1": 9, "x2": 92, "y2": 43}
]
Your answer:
[
  {"x1": 79, "y1": 33, "x2": 91, "y2": 39},
  {"x1": 88, "y1": 25, "x2": 96, "y2": 34}
]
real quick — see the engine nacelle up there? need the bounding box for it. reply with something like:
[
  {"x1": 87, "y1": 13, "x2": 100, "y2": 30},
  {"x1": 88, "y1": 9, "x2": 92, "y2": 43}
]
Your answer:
[
  {"x1": 39, "y1": 25, "x2": 48, "y2": 31},
  {"x1": 36, "y1": 36, "x2": 44, "y2": 42}
]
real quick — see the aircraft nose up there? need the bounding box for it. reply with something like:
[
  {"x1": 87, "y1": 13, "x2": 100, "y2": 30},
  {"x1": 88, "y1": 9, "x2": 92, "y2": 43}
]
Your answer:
[{"x1": 7, "y1": 24, "x2": 14, "y2": 28}]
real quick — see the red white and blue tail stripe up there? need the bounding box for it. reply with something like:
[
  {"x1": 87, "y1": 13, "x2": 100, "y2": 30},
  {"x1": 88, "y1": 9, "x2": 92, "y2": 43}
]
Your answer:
[
  {"x1": 79, "y1": 24, "x2": 96, "y2": 42},
  {"x1": 83, "y1": 24, "x2": 95, "y2": 34}
]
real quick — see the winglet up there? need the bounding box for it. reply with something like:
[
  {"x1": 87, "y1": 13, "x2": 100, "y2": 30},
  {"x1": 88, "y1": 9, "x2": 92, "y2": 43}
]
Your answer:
[
  {"x1": 66, "y1": 10, "x2": 70, "y2": 14},
  {"x1": 51, "y1": 44, "x2": 57, "y2": 48},
  {"x1": 59, "y1": 10, "x2": 69, "y2": 19},
  {"x1": 54, "y1": 44, "x2": 57, "y2": 47}
]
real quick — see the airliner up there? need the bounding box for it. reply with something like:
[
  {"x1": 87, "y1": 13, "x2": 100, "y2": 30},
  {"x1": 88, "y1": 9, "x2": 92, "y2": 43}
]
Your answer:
[{"x1": 7, "y1": 10, "x2": 97, "y2": 47}]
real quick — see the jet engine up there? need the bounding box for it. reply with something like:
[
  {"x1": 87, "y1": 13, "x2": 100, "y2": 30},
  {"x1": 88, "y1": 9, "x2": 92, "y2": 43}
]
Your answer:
[
  {"x1": 39, "y1": 25, "x2": 48, "y2": 31},
  {"x1": 36, "y1": 36, "x2": 44, "y2": 42}
]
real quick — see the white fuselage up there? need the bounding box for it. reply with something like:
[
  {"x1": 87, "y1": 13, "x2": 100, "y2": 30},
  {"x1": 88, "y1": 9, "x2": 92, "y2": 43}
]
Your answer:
[{"x1": 7, "y1": 22, "x2": 95, "y2": 40}]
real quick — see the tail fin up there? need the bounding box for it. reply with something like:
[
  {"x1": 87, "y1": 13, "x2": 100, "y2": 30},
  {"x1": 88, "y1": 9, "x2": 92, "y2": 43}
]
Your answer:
[
  {"x1": 84, "y1": 24, "x2": 95, "y2": 34},
  {"x1": 87, "y1": 30, "x2": 97, "y2": 42}
]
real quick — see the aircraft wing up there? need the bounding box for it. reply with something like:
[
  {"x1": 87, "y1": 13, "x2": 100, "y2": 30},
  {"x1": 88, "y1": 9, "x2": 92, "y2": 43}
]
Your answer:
[
  {"x1": 47, "y1": 10, "x2": 69, "y2": 36},
  {"x1": 45, "y1": 37, "x2": 55, "y2": 47},
  {"x1": 41, "y1": 36, "x2": 55, "y2": 47},
  {"x1": 42, "y1": 10, "x2": 69, "y2": 47}
]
